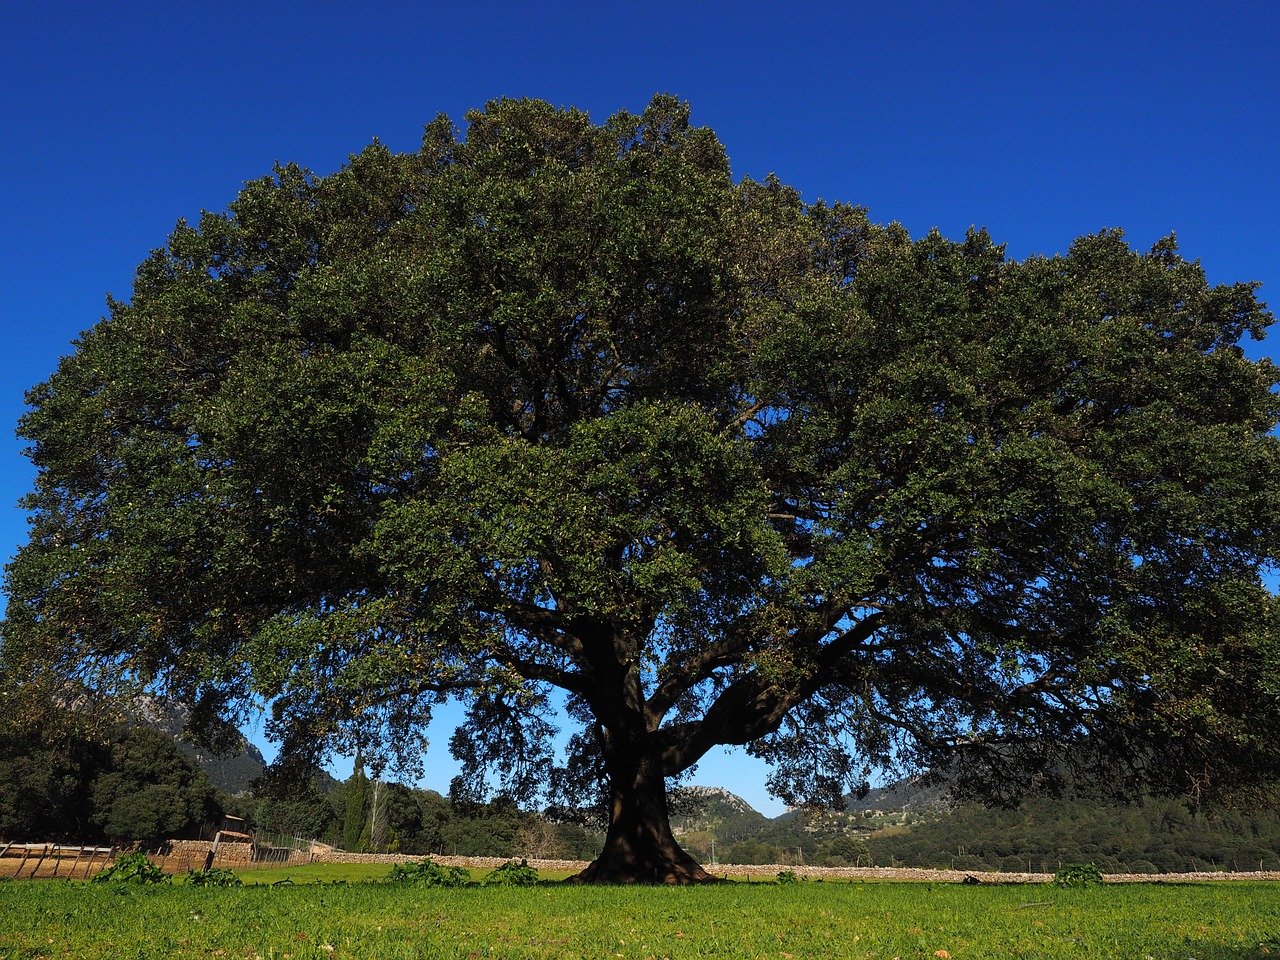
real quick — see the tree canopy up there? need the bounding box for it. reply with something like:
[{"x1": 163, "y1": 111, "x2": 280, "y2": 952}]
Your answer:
[
  {"x1": 4, "y1": 95, "x2": 1280, "y2": 882},
  {"x1": 0, "y1": 716, "x2": 220, "y2": 844}
]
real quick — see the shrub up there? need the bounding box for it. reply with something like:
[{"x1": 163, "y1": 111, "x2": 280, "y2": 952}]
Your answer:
[
  {"x1": 776, "y1": 870, "x2": 800, "y2": 884},
  {"x1": 482, "y1": 859, "x2": 539, "y2": 886},
  {"x1": 1054, "y1": 862, "x2": 1104, "y2": 888},
  {"x1": 184, "y1": 867, "x2": 242, "y2": 887},
  {"x1": 387, "y1": 858, "x2": 471, "y2": 888},
  {"x1": 91, "y1": 851, "x2": 168, "y2": 884}
]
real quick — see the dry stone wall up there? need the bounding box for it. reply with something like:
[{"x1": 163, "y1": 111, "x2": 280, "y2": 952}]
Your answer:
[
  {"x1": 161, "y1": 839, "x2": 312, "y2": 871},
  {"x1": 305, "y1": 850, "x2": 1280, "y2": 883}
]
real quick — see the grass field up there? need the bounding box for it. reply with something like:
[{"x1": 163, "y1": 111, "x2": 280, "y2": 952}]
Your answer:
[
  {"x1": 236, "y1": 863, "x2": 584, "y2": 885},
  {"x1": 1, "y1": 872, "x2": 1277, "y2": 959}
]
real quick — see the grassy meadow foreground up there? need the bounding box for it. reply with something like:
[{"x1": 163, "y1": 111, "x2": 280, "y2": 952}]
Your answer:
[{"x1": 1, "y1": 869, "x2": 1278, "y2": 959}]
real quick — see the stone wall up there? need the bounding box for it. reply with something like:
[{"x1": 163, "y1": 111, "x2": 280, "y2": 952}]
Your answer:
[
  {"x1": 304, "y1": 849, "x2": 1280, "y2": 883},
  {"x1": 161, "y1": 839, "x2": 312, "y2": 871}
]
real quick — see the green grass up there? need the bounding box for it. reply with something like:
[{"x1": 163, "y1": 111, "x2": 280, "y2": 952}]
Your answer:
[
  {"x1": 1, "y1": 877, "x2": 1277, "y2": 959},
  {"x1": 234, "y1": 863, "x2": 422, "y2": 885},
  {"x1": 228, "y1": 863, "x2": 581, "y2": 885}
]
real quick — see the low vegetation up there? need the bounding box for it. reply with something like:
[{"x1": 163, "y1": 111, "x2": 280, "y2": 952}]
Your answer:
[
  {"x1": 182, "y1": 867, "x2": 243, "y2": 887},
  {"x1": 385, "y1": 858, "x2": 470, "y2": 888},
  {"x1": 1, "y1": 873, "x2": 1276, "y2": 959},
  {"x1": 480, "y1": 859, "x2": 540, "y2": 887},
  {"x1": 1053, "y1": 863, "x2": 1105, "y2": 888},
  {"x1": 88, "y1": 850, "x2": 168, "y2": 885}
]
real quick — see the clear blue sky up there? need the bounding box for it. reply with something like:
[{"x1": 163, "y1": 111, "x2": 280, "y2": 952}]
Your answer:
[{"x1": 2, "y1": 0, "x2": 1277, "y2": 815}]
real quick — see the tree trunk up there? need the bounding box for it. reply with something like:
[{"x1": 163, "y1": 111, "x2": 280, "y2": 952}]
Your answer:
[{"x1": 570, "y1": 750, "x2": 719, "y2": 884}]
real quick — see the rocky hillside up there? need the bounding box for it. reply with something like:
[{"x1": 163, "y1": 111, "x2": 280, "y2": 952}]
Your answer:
[
  {"x1": 667, "y1": 778, "x2": 946, "y2": 867},
  {"x1": 136, "y1": 698, "x2": 269, "y2": 795},
  {"x1": 670, "y1": 786, "x2": 770, "y2": 839}
]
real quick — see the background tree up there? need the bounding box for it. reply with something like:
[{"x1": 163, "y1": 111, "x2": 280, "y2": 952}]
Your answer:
[
  {"x1": 0, "y1": 716, "x2": 102, "y2": 841},
  {"x1": 235, "y1": 769, "x2": 339, "y2": 844},
  {"x1": 3, "y1": 96, "x2": 1279, "y2": 882},
  {"x1": 88, "y1": 726, "x2": 221, "y2": 844},
  {"x1": 373, "y1": 781, "x2": 423, "y2": 853},
  {"x1": 0, "y1": 712, "x2": 221, "y2": 844},
  {"x1": 340, "y1": 761, "x2": 369, "y2": 852}
]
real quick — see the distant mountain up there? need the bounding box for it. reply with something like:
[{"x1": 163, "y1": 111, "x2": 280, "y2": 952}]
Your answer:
[
  {"x1": 669, "y1": 786, "x2": 770, "y2": 849},
  {"x1": 671, "y1": 786, "x2": 765, "y2": 825},
  {"x1": 672, "y1": 776, "x2": 946, "y2": 829},
  {"x1": 178, "y1": 739, "x2": 270, "y2": 796},
  {"x1": 771, "y1": 774, "x2": 949, "y2": 825},
  {"x1": 852, "y1": 775, "x2": 950, "y2": 814},
  {"x1": 134, "y1": 698, "x2": 270, "y2": 795}
]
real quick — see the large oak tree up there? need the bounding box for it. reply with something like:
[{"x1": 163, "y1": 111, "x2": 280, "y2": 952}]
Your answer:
[{"x1": 5, "y1": 96, "x2": 1280, "y2": 882}]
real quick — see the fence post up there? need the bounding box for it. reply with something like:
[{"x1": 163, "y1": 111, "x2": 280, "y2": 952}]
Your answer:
[
  {"x1": 28, "y1": 844, "x2": 53, "y2": 879},
  {"x1": 204, "y1": 832, "x2": 220, "y2": 872}
]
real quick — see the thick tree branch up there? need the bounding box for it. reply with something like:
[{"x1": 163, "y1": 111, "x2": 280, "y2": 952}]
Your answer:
[
  {"x1": 487, "y1": 645, "x2": 593, "y2": 701},
  {"x1": 727, "y1": 398, "x2": 768, "y2": 433},
  {"x1": 491, "y1": 598, "x2": 586, "y2": 659},
  {"x1": 655, "y1": 612, "x2": 885, "y2": 774},
  {"x1": 647, "y1": 628, "x2": 755, "y2": 718}
]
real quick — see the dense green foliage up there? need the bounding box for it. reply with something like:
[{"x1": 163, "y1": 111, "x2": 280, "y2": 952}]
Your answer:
[
  {"x1": 90, "y1": 851, "x2": 168, "y2": 884},
  {"x1": 860, "y1": 796, "x2": 1280, "y2": 874},
  {"x1": 481, "y1": 858, "x2": 540, "y2": 886},
  {"x1": 89, "y1": 727, "x2": 222, "y2": 843},
  {"x1": 1, "y1": 878, "x2": 1277, "y2": 959},
  {"x1": 385, "y1": 858, "x2": 470, "y2": 887},
  {"x1": 341, "y1": 761, "x2": 369, "y2": 851},
  {"x1": 0, "y1": 718, "x2": 101, "y2": 840},
  {"x1": 236, "y1": 774, "x2": 339, "y2": 843},
  {"x1": 0, "y1": 718, "x2": 220, "y2": 843},
  {"x1": 5, "y1": 94, "x2": 1279, "y2": 878}
]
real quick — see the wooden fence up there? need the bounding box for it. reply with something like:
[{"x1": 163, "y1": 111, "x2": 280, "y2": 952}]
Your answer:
[
  {"x1": 0, "y1": 837, "x2": 315, "y2": 879},
  {"x1": 0, "y1": 843, "x2": 115, "y2": 879}
]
